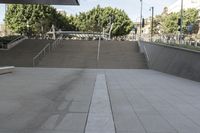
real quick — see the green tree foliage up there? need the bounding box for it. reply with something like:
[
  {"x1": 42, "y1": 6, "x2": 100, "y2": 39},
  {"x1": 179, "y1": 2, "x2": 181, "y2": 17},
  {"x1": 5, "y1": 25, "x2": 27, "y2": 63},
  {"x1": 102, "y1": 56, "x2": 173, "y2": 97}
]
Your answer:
[
  {"x1": 162, "y1": 12, "x2": 179, "y2": 33},
  {"x1": 5, "y1": 4, "x2": 58, "y2": 35},
  {"x1": 55, "y1": 13, "x2": 76, "y2": 31},
  {"x1": 5, "y1": 4, "x2": 76, "y2": 35},
  {"x1": 155, "y1": 8, "x2": 199, "y2": 34},
  {"x1": 73, "y1": 5, "x2": 134, "y2": 36},
  {"x1": 5, "y1": 5, "x2": 133, "y2": 36}
]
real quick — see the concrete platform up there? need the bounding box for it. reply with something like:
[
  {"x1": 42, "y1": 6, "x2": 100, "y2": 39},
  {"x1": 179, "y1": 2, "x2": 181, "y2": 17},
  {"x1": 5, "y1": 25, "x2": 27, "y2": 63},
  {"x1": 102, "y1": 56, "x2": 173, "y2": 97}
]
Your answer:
[{"x1": 0, "y1": 67, "x2": 200, "y2": 133}]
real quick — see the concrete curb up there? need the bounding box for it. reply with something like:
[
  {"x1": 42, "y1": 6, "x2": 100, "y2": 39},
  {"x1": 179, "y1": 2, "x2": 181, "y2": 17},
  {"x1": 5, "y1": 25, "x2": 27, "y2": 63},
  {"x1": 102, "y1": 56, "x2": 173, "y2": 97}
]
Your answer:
[{"x1": 0, "y1": 66, "x2": 15, "y2": 75}]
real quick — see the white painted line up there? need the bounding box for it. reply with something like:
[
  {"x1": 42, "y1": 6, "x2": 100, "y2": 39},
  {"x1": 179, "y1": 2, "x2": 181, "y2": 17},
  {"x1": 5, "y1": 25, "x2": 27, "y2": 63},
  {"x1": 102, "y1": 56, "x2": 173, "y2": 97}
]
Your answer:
[{"x1": 85, "y1": 74, "x2": 115, "y2": 133}]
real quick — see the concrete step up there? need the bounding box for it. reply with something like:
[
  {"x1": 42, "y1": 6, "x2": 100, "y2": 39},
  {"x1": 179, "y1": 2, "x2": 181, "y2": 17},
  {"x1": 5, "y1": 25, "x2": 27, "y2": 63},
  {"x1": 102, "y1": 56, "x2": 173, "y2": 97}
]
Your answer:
[
  {"x1": 0, "y1": 39, "x2": 53, "y2": 67},
  {"x1": 38, "y1": 40, "x2": 148, "y2": 69}
]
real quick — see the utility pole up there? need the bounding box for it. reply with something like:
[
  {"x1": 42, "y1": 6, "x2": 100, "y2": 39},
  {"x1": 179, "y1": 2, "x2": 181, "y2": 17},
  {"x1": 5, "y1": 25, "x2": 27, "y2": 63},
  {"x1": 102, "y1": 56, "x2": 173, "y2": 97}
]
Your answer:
[
  {"x1": 180, "y1": 0, "x2": 183, "y2": 44},
  {"x1": 4, "y1": 4, "x2": 7, "y2": 36},
  {"x1": 150, "y1": 6, "x2": 154, "y2": 42},
  {"x1": 140, "y1": 0, "x2": 143, "y2": 39}
]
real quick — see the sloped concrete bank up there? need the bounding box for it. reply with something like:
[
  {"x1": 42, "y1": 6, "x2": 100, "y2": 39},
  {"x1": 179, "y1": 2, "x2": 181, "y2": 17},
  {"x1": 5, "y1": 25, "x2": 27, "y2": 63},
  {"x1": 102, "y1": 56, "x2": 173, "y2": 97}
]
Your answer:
[{"x1": 139, "y1": 41, "x2": 200, "y2": 82}]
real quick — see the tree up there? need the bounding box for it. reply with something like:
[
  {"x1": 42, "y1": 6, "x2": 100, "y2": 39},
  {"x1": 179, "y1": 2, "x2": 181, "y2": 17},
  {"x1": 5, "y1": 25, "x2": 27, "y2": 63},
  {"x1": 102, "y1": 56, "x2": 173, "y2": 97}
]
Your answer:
[
  {"x1": 73, "y1": 5, "x2": 134, "y2": 36},
  {"x1": 5, "y1": 4, "x2": 62, "y2": 35},
  {"x1": 54, "y1": 13, "x2": 76, "y2": 31},
  {"x1": 156, "y1": 8, "x2": 199, "y2": 34}
]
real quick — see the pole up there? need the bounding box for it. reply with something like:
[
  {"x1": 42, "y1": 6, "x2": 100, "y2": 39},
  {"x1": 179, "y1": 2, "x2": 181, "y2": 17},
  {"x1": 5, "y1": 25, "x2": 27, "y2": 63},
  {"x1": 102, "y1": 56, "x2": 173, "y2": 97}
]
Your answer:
[
  {"x1": 150, "y1": 7, "x2": 154, "y2": 42},
  {"x1": 180, "y1": 0, "x2": 183, "y2": 44},
  {"x1": 4, "y1": 4, "x2": 7, "y2": 36},
  {"x1": 97, "y1": 34, "x2": 101, "y2": 61},
  {"x1": 140, "y1": 0, "x2": 143, "y2": 39}
]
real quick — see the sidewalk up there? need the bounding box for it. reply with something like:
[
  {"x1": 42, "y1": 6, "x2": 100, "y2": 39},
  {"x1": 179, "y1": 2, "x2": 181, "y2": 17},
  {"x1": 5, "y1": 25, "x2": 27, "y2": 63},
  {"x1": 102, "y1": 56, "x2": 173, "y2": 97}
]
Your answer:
[{"x1": 0, "y1": 67, "x2": 200, "y2": 133}]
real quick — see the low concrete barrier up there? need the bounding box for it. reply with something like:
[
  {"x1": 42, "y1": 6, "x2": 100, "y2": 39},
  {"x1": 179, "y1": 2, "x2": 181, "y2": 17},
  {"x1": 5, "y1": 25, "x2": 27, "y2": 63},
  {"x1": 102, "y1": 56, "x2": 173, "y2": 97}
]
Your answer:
[
  {"x1": 7, "y1": 37, "x2": 27, "y2": 50},
  {"x1": 0, "y1": 36, "x2": 27, "y2": 50},
  {"x1": 0, "y1": 66, "x2": 15, "y2": 75},
  {"x1": 139, "y1": 41, "x2": 200, "y2": 82}
]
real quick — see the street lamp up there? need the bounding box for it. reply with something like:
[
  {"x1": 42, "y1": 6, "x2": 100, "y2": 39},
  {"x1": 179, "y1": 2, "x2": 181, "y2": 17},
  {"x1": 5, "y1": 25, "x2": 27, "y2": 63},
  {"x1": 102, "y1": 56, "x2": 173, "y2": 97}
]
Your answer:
[
  {"x1": 140, "y1": 0, "x2": 143, "y2": 39},
  {"x1": 150, "y1": 6, "x2": 154, "y2": 42},
  {"x1": 4, "y1": 4, "x2": 7, "y2": 36},
  {"x1": 26, "y1": 21, "x2": 30, "y2": 37},
  {"x1": 180, "y1": 0, "x2": 183, "y2": 44}
]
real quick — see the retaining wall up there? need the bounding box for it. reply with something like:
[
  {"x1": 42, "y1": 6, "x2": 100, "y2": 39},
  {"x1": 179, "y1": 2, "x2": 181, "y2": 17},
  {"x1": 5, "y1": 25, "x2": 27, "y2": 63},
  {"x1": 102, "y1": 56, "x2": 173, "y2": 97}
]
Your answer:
[{"x1": 139, "y1": 41, "x2": 200, "y2": 82}]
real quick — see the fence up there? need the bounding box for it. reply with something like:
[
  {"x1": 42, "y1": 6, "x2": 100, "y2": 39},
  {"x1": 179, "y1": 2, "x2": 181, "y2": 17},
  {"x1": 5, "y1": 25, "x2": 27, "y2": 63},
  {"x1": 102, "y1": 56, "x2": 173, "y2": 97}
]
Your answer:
[{"x1": 141, "y1": 34, "x2": 200, "y2": 49}]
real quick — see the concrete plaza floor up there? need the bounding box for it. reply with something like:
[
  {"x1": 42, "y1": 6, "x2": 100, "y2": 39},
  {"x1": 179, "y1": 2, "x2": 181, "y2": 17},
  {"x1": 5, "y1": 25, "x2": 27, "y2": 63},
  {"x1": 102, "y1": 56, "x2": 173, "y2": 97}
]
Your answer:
[{"x1": 0, "y1": 67, "x2": 200, "y2": 133}]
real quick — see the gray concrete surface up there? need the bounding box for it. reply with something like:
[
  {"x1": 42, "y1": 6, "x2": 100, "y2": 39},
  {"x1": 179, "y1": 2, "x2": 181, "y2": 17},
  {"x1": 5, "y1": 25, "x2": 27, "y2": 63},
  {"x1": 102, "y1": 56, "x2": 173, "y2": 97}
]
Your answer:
[
  {"x1": 0, "y1": 67, "x2": 200, "y2": 133},
  {"x1": 139, "y1": 41, "x2": 200, "y2": 82},
  {"x1": 85, "y1": 74, "x2": 115, "y2": 133}
]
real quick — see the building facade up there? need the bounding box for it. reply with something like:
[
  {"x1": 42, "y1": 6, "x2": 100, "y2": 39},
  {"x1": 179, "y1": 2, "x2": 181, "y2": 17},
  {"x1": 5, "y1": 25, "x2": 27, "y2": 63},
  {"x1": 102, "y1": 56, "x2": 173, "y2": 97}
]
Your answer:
[{"x1": 168, "y1": 0, "x2": 200, "y2": 13}]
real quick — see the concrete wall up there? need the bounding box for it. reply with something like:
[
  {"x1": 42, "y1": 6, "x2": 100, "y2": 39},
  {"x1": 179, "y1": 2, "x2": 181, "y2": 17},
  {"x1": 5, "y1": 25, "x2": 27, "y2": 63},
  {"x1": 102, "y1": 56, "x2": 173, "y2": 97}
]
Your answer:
[{"x1": 139, "y1": 41, "x2": 200, "y2": 82}]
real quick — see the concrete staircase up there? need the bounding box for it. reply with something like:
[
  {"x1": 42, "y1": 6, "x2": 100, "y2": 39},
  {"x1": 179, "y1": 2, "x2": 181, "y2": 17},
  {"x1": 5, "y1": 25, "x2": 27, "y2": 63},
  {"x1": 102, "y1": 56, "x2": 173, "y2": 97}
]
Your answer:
[
  {"x1": 0, "y1": 39, "x2": 52, "y2": 67},
  {"x1": 98, "y1": 41, "x2": 147, "y2": 69},
  {"x1": 38, "y1": 40, "x2": 148, "y2": 69}
]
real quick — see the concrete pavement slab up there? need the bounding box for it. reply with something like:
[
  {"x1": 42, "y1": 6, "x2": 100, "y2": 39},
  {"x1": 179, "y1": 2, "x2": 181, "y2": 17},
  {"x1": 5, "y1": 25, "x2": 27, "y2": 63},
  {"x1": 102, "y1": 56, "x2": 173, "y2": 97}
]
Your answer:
[{"x1": 0, "y1": 68, "x2": 200, "y2": 133}]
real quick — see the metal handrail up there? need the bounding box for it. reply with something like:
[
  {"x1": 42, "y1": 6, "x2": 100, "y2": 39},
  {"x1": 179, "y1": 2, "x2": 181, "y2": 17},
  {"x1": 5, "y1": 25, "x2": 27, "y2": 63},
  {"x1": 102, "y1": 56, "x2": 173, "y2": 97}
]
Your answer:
[
  {"x1": 51, "y1": 35, "x2": 63, "y2": 50},
  {"x1": 32, "y1": 35, "x2": 63, "y2": 67},
  {"x1": 141, "y1": 34, "x2": 200, "y2": 48},
  {"x1": 97, "y1": 34, "x2": 101, "y2": 61},
  {"x1": 33, "y1": 43, "x2": 51, "y2": 67}
]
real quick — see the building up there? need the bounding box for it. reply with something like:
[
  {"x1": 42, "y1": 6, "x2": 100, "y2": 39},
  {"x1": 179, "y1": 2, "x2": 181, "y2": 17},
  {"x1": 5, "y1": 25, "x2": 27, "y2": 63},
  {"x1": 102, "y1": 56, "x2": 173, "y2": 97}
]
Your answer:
[
  {"x1": 168, "y1": 0, "x2": 200, "y2": 13},
  {"x1": 0, "y1": 0, "x2": 79, "y2": 5}
]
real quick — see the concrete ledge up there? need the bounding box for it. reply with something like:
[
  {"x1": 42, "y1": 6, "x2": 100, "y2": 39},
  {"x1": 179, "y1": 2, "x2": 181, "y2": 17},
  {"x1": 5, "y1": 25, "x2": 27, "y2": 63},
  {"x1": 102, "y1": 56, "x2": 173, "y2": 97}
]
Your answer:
[
  {"x1": 0, "y1": 36, "x2": 27, "y2": 50},
  {"x1": 139, "y1": 41, "x2": 200, "y2": 82},
  {"x1": 7, "y1": 37, "x2": 27, "y2": 50},
  {"x1": 0, "y1": 66, "x2": 15, "y2": 75}
]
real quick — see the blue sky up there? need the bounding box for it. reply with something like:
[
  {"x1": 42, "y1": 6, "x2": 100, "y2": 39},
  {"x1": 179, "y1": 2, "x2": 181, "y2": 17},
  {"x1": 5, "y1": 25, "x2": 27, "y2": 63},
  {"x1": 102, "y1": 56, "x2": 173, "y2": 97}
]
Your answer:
[{"x1": 0, "y1": 0, "x2": 177, "y2": 24}]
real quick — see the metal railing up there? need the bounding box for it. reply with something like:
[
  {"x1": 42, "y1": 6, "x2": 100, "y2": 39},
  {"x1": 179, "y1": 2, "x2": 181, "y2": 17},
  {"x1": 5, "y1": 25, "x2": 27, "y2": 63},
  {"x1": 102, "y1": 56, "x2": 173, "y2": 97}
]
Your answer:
[
  {"x1": 32, "y1": 35, "x2": 63, "y2": 67},
  {"x1": 141, "y1": 34, "x2": 200, "y2": 49},
  {"x1": 47, "y1": 31, "x2": 109, "y2": 40},
  {"x1": 51, "y1": 35, "x2": 63, "y2": 51},
  {"x1": 32, "y1": 43, "x2": 51, "y2": 67},
  {"x1": 97, "y1": 34, "x2": 101, "y2": 61}
]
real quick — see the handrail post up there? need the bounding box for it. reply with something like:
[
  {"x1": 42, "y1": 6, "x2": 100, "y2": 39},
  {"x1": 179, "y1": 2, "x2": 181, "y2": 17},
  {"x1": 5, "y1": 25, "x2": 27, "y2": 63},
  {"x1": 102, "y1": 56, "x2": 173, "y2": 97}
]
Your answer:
[
  {"x1": 97, "y1": 33, "x2": 101, "y2": 61},
  {"x1": 33, "y1": 59, "x2": 35, "y2": 67}
]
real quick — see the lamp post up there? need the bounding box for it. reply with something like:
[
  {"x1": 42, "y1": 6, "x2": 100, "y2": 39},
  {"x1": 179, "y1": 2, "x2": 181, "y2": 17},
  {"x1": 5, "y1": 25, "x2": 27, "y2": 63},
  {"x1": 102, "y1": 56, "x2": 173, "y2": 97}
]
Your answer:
[
  {"x1": 150, "y1": 6, "x2": 154, "y2": 42},
  {"x1": 108, "y1": 14, "x2": 114, "y2": 40},
  {"x1": 140, "y1": 0, "x2": 143, "y2": 39},
  {"x1": 4, "y1": 4, "x2": 7, "y2": 36},
  {"x1": 26, "y1": 21, "x2": 30, "y2": 37},
  {"x1": 180, "y1": 0, "x2": 183, "y2": 44}
]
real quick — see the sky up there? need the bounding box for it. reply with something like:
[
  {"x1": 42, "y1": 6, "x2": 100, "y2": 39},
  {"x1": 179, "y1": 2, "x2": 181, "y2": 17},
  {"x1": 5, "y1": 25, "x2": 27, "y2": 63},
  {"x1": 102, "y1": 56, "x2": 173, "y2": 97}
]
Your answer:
[{"x1": 0, "y1": 0, "x2": 177, "y2": 24}]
